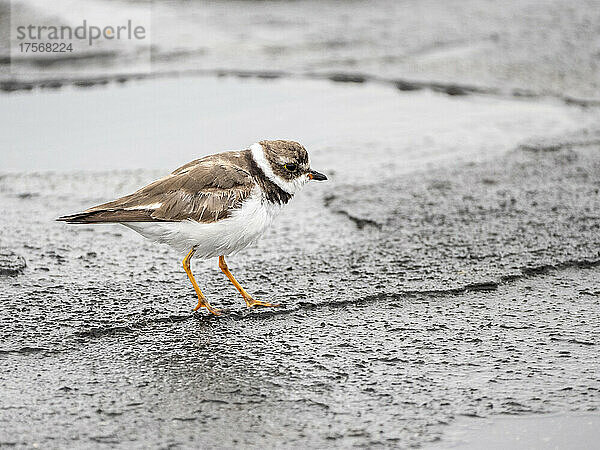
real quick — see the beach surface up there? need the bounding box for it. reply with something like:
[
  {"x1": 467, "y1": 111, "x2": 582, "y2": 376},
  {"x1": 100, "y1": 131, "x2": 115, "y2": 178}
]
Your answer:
[
  {"x1": 1, "y1": 0, "x2": 600, "y2": 448},
  {"x1": 1, "y1": 74, "x2": 600, "y2": 448}
]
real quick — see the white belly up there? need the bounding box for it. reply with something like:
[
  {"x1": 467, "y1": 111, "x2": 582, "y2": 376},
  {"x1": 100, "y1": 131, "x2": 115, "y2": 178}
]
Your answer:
[{"x1": 122, "y1": 191, "x2": 281, "y2": 258}]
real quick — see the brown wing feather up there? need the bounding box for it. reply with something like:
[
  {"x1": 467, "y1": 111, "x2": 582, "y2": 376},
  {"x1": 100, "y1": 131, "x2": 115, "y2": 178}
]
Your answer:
[{"x1": 58, "y1": 151, "x2": 255, "y2": 224}]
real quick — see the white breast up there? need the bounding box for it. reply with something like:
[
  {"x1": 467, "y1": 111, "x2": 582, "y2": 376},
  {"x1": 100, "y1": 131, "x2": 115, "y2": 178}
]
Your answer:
[{"x1": 122, "y1": 189, "x2": 282, "y2": 258}]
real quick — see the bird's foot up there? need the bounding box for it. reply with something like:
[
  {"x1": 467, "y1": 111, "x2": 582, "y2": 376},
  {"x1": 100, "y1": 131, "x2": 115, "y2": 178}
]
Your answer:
[
  {"x1": 193, "y1": 297, "x2": 221, "y2": 316},
  {"x1": 243, "y1": 296, "x2": 280, "y2": 308}
]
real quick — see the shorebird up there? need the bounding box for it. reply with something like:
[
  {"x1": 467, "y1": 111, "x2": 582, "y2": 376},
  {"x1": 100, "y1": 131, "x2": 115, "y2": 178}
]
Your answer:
[{"x1": 58, "y1": 140, "x2": 327, "y2": 315}]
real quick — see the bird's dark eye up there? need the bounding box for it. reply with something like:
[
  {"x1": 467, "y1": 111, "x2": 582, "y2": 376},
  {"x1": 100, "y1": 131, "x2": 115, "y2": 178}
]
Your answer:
[{"x1": 284, "y1": 163, "x2": 298, "y2": 172}]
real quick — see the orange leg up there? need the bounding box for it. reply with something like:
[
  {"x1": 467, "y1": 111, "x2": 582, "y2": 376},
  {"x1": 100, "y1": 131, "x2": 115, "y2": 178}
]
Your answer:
[
  {"x1": 183, "y1": 248, "x2": 220, "y2": 316},
  {"x1": 218, "y1": 255, "x2": 279, "y2": 308}
]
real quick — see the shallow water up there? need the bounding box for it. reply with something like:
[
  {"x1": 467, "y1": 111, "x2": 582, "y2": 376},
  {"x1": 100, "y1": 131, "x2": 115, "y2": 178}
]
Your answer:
[{"x1": 1, "y1": 76, "x2": 597, "y2": 174}]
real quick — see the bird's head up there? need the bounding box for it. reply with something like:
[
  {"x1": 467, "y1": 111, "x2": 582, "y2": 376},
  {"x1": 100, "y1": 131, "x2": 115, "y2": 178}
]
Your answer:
[{"x1": 251, "y1": 139, "x2": 327, "y2": 195}]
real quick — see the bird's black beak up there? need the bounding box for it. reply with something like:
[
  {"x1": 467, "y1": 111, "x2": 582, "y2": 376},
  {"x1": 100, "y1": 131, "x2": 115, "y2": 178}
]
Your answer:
[{"x1": 308, "y1": 169, "x2": 327, "y2": 181}]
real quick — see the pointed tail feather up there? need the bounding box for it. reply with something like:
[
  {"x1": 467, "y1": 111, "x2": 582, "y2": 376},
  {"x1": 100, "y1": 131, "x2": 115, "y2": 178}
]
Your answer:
[{"x1": 57, "y1": 209, "x2": 159, "y2": 223}]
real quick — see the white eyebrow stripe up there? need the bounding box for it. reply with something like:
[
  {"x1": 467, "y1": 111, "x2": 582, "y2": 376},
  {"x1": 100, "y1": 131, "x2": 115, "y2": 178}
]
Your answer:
[{"x1": 250, "y1": 142, "x2": 307, "y2": 195}]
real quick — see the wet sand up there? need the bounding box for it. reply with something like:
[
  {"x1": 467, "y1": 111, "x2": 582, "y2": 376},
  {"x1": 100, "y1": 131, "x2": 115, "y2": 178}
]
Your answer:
[
  {"x1": 3, "y1": 0, "x2": 600, "y2": 101},
  {"x1": 427, "y1": 413, "x2": 600, "y2": 449},
  {"x1": 1, "y1": 74, "x2": 600, "y2": 447}
]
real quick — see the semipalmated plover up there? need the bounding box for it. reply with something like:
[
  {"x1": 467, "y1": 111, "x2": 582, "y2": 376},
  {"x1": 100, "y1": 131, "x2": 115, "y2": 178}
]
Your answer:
[{"x1": 58, "y1": 140, "x2": 327, "y2": 315}]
